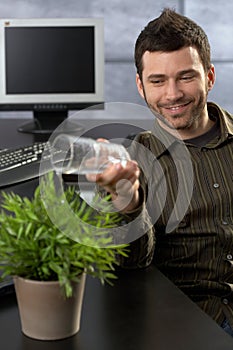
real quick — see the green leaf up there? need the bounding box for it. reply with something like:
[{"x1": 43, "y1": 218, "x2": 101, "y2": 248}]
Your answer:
[{"x1": 0, "y1": 171, "x2": 129, "y2": 298}]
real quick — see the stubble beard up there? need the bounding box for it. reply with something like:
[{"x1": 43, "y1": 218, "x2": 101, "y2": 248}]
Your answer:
[
  {"x1": 147, "y1": 95, "x2": 207, "y2": 132},
  {"x1": 142, "y1": 86, "x2": 208, "y2": 132}
]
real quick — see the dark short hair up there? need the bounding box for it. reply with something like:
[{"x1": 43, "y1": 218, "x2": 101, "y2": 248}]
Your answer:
[{"x1": 134, "y1": 8, "x2": 211, "y2": 79}]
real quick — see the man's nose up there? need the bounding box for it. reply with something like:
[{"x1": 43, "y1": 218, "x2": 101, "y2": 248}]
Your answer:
[{"x1": 165, "y1": 80, "x2": 184, "y2": 101}]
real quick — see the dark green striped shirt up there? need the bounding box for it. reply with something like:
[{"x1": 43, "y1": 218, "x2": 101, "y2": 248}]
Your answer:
[{"x1": 122, "y1": 102, "x2": 233, "y2": 327}]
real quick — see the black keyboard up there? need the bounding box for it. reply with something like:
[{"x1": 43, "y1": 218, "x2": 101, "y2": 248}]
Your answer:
[{"x1": 0, "y1": 142, "x2": 52, "y2": 188}]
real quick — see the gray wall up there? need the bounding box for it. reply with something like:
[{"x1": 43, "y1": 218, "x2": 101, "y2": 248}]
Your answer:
[{"x1": 0, "y1": 0, "x2": 232, "y2": 116}]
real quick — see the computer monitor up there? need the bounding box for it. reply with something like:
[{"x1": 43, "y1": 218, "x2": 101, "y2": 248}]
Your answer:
[{"x1": 0, "y1": 18, "x2": 104, "y2": 134}]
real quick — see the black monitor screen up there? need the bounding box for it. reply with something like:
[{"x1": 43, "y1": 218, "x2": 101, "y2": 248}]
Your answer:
[
  {"x1": 5, "y1": 26, "x2": 95, "y2": 94},
  {"x1": 0, "y1": 18, "x2": 104, "y2": 135}
]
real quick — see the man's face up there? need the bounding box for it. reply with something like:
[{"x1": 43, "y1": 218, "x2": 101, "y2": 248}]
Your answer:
[{"x1": 136, "y1": 46, "x2": 215, "y2": 134}]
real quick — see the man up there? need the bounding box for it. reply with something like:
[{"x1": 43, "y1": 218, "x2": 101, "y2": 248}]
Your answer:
[{"x1": 87, "y1": 8, "x2": 233, "y2": 335}]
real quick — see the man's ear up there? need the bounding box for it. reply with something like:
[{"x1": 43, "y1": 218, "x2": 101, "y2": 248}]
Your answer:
[
  {"x1": 136, "y1": 73, "x2": 145, "y2": 99},
  {"x1": 207, "y1": 64, "x2": 216, "y2": 92}
]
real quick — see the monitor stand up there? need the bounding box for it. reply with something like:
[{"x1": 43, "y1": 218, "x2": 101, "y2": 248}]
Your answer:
[{"x1": 17, "y1": 110, "x2": 84, "y2": 135}]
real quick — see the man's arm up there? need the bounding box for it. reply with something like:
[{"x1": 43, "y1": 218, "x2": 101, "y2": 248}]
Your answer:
[{"x1": 86, "y1": 156, "x2": 155, "y2": 269}]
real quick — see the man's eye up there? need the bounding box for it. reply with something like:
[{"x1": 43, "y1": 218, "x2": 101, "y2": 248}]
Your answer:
[
  {"x1": 150, "y1": 80, "x2": 164, "y2": 85},
  {"x1": 181, "y1": 75, "x2": 193, "y2": 81}
]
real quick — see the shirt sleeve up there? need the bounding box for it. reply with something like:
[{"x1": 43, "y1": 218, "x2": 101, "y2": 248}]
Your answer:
[
  {"x1": 116, "y1": 183, "x2": 156, "y2": 269},
  {"x1": 98, "y1": 131, "x2": 156, "y2": 269}
]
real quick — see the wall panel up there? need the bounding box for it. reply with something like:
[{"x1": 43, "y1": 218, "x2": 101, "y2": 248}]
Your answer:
[
  {"x1": 208, "y1": 63, "x2": 233, "y2": 112},
  {"x1": 105, "y1": 62, "x2": 144, "y2": 105},
  {"x1": 0, "y1": 0, "x2": 232, "y2": 117},
  {"x1": 185, "y1": 1, "x2": 233, "y2": 60}
]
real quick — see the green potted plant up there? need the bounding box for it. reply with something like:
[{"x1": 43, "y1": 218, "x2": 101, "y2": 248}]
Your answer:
[{"x1": 0, "y1": 172, "x2": 128, "y2": 340}]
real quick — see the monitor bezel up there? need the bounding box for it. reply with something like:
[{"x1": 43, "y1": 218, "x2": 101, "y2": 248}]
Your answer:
[{"x1": 0, "y1": 17, "x2": 104, "y2": 111}]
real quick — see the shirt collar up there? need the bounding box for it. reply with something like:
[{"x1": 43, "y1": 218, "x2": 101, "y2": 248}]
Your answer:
[
  {"x1": 149, "y1": 122, "x2": 181, "y2": 158},
  {"x1": 150, "y1": 102, "x2": 233, "y2": 158},
  {"x1": 207, "y1": 102, "x2": 233, "y2": 138}
]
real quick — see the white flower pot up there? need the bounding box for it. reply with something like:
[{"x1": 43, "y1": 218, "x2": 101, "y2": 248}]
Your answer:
[{"x1": 13, "y1": 274, "x2": 86, "y2": 340}]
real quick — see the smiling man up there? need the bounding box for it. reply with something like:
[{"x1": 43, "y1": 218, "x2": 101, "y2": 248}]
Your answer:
[
  {"x1": 136, "y1": 47, "x2": 216, "y2": 139},
  {"x1": 87, "y1": 8, "x2": 233, "y2": 337}
]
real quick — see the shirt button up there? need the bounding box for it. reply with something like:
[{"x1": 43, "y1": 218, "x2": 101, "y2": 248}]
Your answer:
[
  {"x1": 227, "y1": 254, "x2": 233, "y2": 260},
  {"x1": 222, "y1": 298, "x2": 229, "y2": 305},
  {"x1": 213, "y1": 183, "x2": 220, "y2": 188},
  {"x1": 222, "y1": 220, "x2": 228, "y2": 225}
]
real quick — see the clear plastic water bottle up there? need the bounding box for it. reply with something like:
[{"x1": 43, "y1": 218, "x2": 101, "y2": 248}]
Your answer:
[{"x1": 51, "y1": 134, "x2": 131, "y2": 175}]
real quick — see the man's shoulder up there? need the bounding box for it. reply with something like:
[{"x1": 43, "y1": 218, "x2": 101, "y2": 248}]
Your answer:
[
  {"x1": 129, "y1": 128, "x2": 170, "y2": 159},
  {"x1": 207, "y1": 101, "x2": 233, "y2": 133},
  {"x1": 135, "y1": 130, "x2": 153, "y2": 141},
  {"x1": 207, "y1": 101, "x2": 233, "y2": 119}
]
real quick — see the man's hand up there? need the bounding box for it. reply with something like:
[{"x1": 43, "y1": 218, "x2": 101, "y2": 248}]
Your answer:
[{"x1": 86, "y1": 159, "x2": 140, "y2": 213}]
